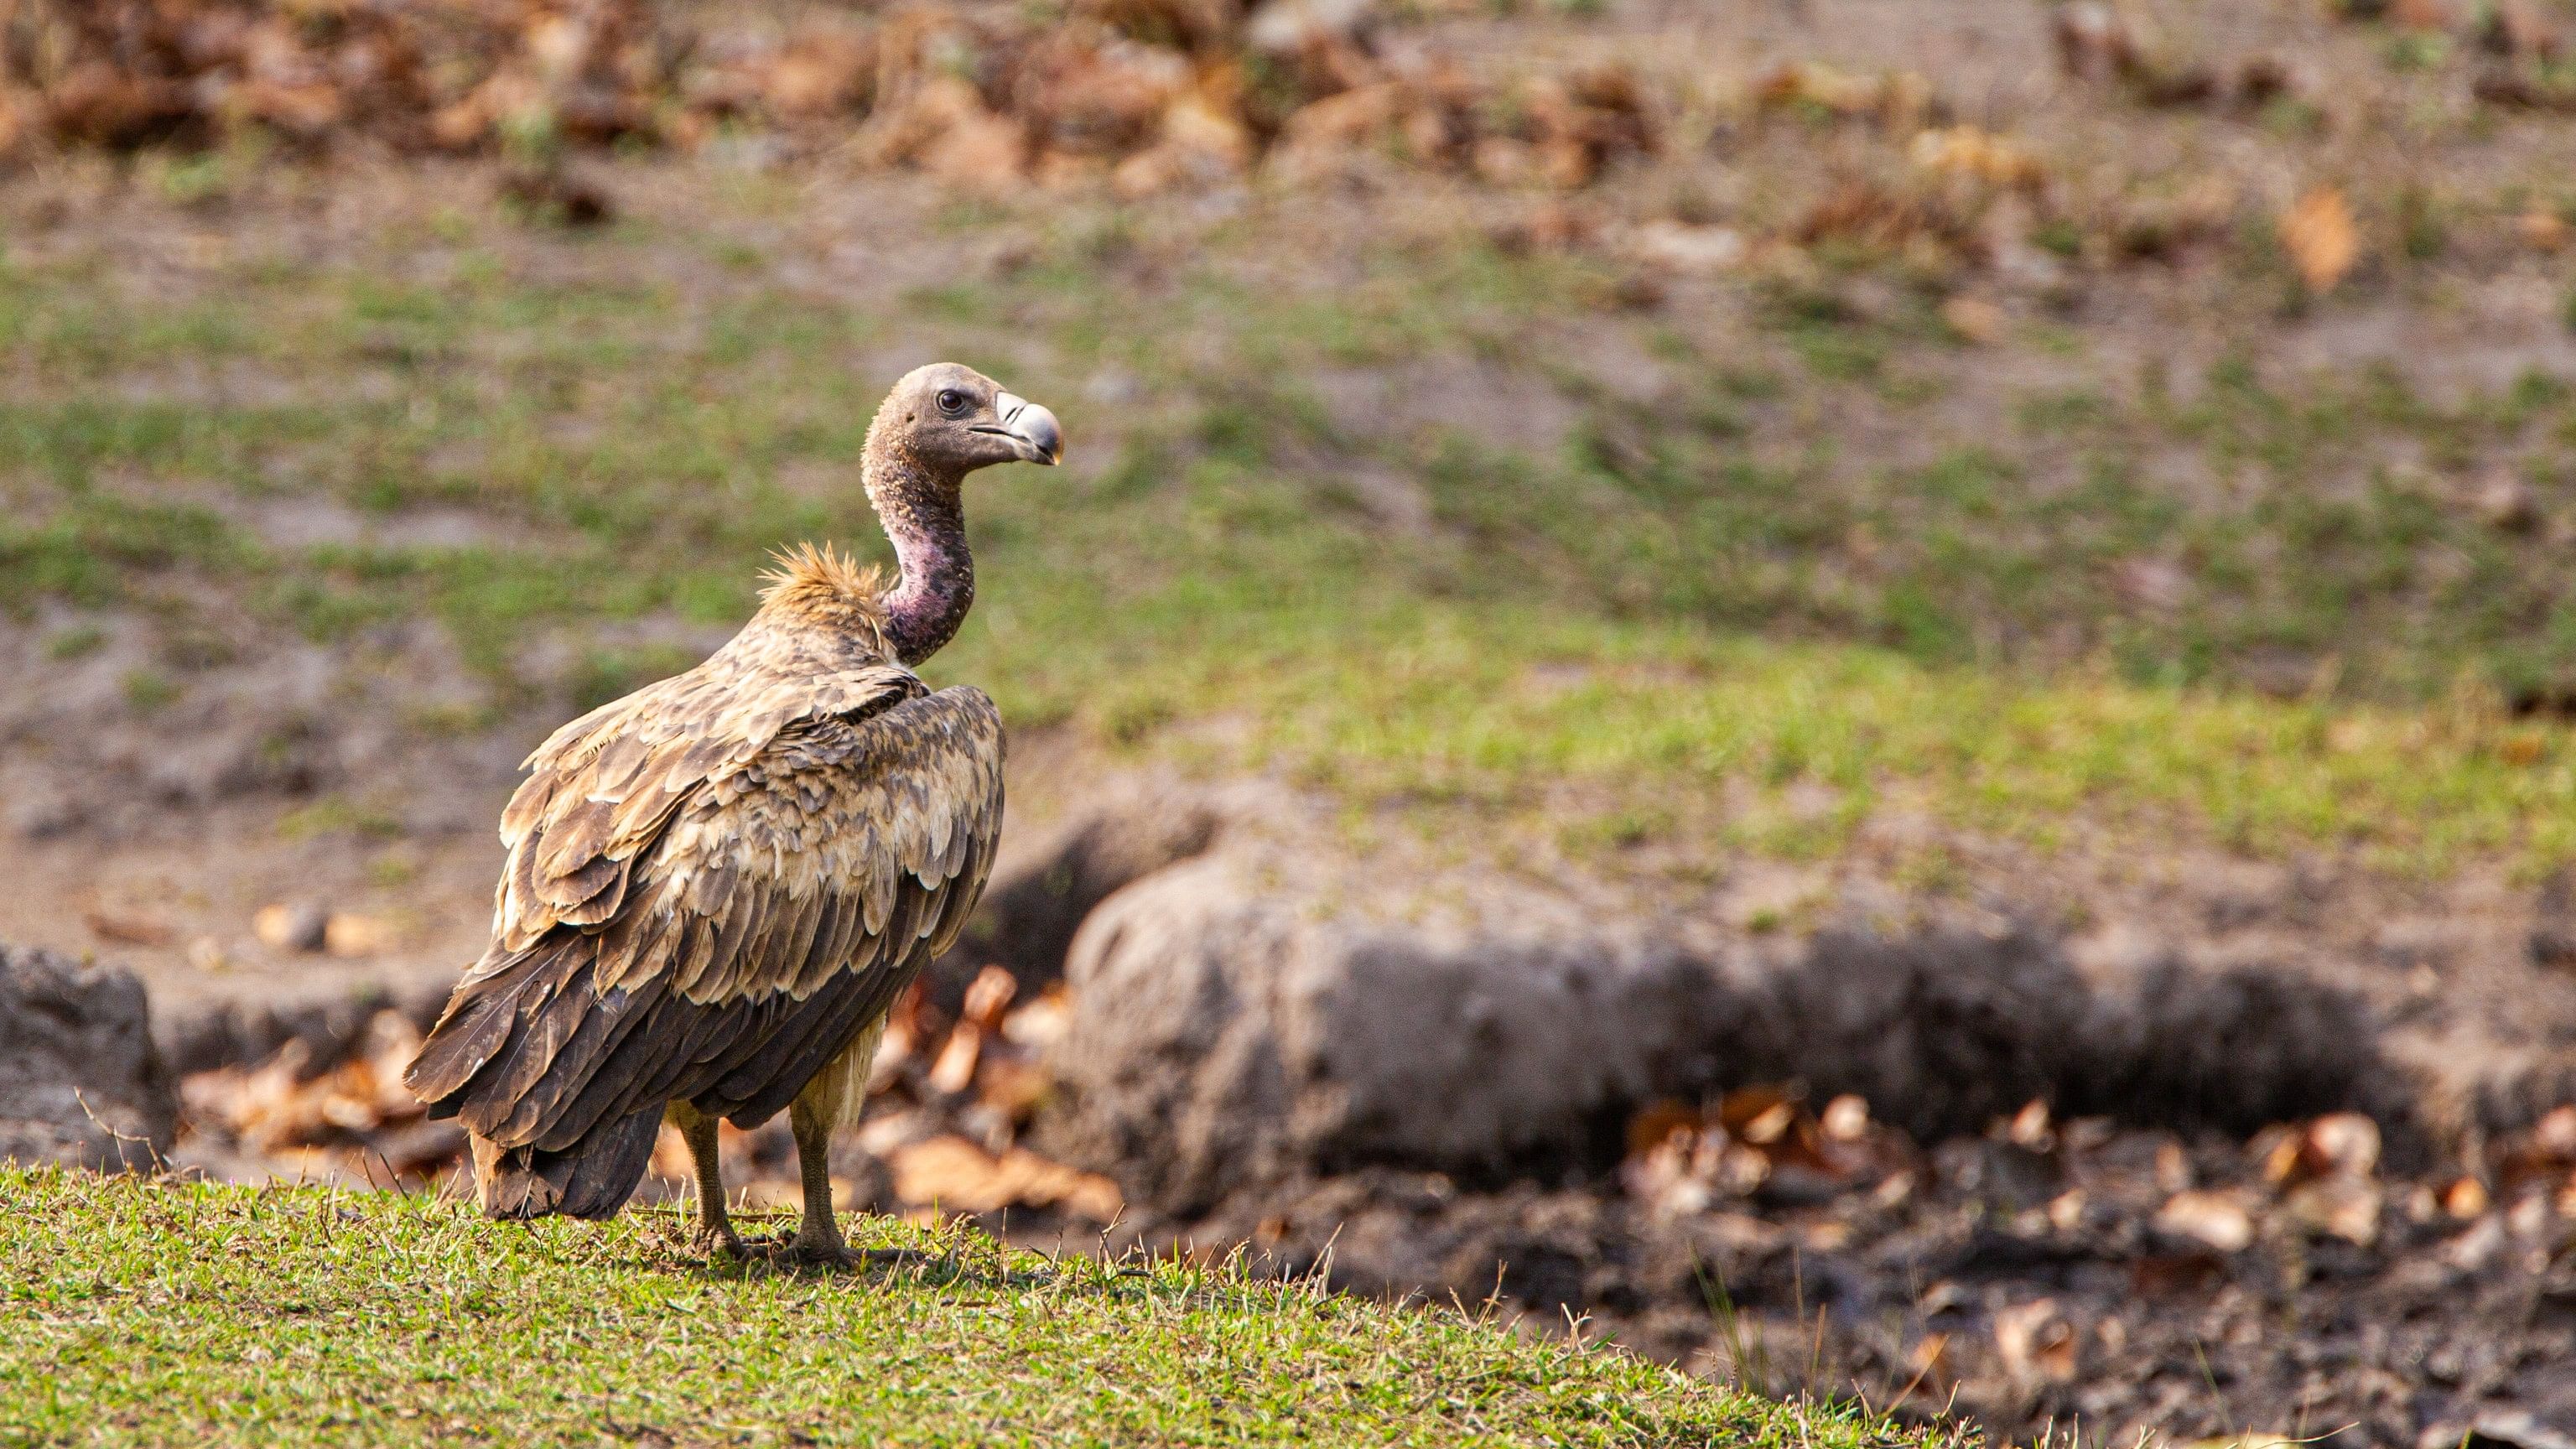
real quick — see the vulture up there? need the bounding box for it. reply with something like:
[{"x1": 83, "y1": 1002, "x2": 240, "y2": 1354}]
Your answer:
[{"x1": 404, "y1": 363, "x2": 1061, "y2": 1265}]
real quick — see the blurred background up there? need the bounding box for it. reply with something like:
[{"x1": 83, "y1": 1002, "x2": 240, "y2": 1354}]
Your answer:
[{"x1": 8, "y1": 0, "x2": 2576, "y2": 1441}]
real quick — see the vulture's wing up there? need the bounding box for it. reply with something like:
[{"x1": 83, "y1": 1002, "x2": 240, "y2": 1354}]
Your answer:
[
  {"x1": 483, "y1": 661, "x2": 929, "y2": 957},
  {"x1": 406, "y1": 674, "x2": 1004, "y2": 1151}
]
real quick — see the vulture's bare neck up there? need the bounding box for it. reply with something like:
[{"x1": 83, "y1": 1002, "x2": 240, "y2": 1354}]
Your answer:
[{"x1": 864, "y1": 443, "x2": 973, "y2": 667}]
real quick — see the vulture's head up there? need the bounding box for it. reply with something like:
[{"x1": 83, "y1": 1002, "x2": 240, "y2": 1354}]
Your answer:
[{"x1": 871, "y1": 362, "x2": 1062, "y2": 477}]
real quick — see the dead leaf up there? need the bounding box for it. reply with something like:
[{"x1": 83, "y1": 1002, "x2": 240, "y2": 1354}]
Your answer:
[
  {"x1": 2280, "y1": 1173, "x2": 2381, "y2": 1246},
  {"x1": 2535, "y1": 1104, "x2": 2576, "y2": 1159},
  {"x1": 1939, "y1": 296, "x2": 2005, "y2": 345},
  {"x1": 1628, "y1": 221, "x2": 1748, "y2": 276},
  {"x1": 1819, "y1": 1094, "x2": 1870, "y2": 1141},
  {"x1": 1909, "y1": 126, "x2": 2045, "y2": 189},
  {"x1": 925, "y1": 1019, "x2": 984, "y2": 1096},
  {"x1": 2052, "y1": 3, "x2": 2139, "y2": 84},
  {"x1": 961, "y1": 965, "x2": 1019, "y2": 1031},
  {"x1": 758, "y1": 30, "x2": 875, "y2": 118},
  {"x1": 2131, "y1": 1249, "x2": 2225, "y2": 1296},
  {"x1": 1992, "y1": 1297, "x2": 2080, "y2": 1382},
  {"x1": 323, "y1": 913, "x2": 397, "y2": 958},
  {"x1": 888, "y1": 1135, "x2": 1122, "y2": 1220},
  {"x1": 2488, "y1": 0, "x2": 2564, "y2": 59},
  {"x1": 2295, "y1": 1112, "x2": 2381, "y2": 1180},
  {"x1": 2442, "y1": 1176, "x2": 2491, "y2": 1218},
  {"x1": 2154, "y1": 1189, "x2": 2255, "y2": 1252},
  {"x1": 2006, "y1": 1098, "x2": 2054, "y2": 1150},
  {"x1": 2281, "y1": 186, "x2": 2359, "y2": 294},
  {"x1": 86, "y1": 911, "x2": 175, "y2": 948},
  {"x1": 1000, "y1": 986, "x2": 1072, "y2": 1051},
  {"x1": 1626, "y1": 1099, "x2": 1701, "y2": 1158}
]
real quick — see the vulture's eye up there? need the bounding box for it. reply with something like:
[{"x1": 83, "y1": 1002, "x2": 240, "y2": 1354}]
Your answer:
[{"x1": 935, "y1": 389, "x2": 968, "y2": 417}]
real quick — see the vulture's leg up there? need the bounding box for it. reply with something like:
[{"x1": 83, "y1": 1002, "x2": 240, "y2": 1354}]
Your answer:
[
  {"x1": 768, "y1": 1022, "x2": 927, "y2": 1270},
  {"x1": 781, "y1": 1095, "x2": 860, "y2": 1266},
  {"x1": 668, "y1": 1102, "x2": 742, "y2": 1257},
  {"x1": 778, "y1": 1095, "x2": 928, "y2": 1271}
]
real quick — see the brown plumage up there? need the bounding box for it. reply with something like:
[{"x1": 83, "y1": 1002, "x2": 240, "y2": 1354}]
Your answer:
[{"x1": 406, "y1": 364, "x2": 1061, "y2": 1263}]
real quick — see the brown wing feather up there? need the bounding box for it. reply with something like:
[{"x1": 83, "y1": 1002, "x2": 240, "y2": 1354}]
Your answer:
[
  {"x1": 480, "y1": 661, "x2": 924, "y2": 958},
  {"x1": 408, "y1": 681, "x2": 1005, "y2": 1149}
]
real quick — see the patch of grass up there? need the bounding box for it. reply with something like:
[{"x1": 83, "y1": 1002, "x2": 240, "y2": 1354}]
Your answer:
[
  {"x1": 275, "y1": 795, "x2": 404, "y2": 841},
  {"x1": 120, "y1": 667, "x2": 179, "y2": 713},
  {"x1": 962, "y1": 593, "x2": 2576, "y2": 878},
  {"x1": 0, "y1": 1166, "x2": 1940, "y2": 1449},
  {"x1": 43, "y1": 621, "x2": 106, "y2": 659},
  {"x1": 12, "y1": 190, "x2": 2576, "y2": 877}
]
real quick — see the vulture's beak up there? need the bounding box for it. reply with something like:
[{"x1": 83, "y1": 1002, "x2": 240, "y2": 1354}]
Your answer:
[{"x1": 981, "y1": 392, "x2": 1062, "y2": 466}]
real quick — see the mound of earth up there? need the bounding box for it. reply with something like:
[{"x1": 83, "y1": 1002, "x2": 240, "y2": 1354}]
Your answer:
[
  {"x1": 0, "y1": 943, "x2": 175, "y2": 1171},
  {"x1": 1039, "y1": 796, "x2": 2576, "y2": 1208}
]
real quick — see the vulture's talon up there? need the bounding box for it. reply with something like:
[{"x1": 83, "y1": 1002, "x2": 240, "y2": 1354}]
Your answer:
[{"x1": 773, "y1": 1239, "x2": 865, "y2": 1272}]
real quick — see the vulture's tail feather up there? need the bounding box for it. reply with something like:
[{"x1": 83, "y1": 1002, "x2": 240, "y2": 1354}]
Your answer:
[
  {"x1": 404, "y1": 935, "x2": 593, "y2": 1135},
  {"x1": 471, "y1": 1104, "x2": 662, "y2": 1222}
]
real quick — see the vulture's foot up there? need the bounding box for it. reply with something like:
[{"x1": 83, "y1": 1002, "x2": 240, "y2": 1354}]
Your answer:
[
  {"x1": 746, "y1": 1233, "x2": 928, "y2": 1273},
  {"x1": 691, "y1": 1223, "x2": 748, "y2": 1260}
]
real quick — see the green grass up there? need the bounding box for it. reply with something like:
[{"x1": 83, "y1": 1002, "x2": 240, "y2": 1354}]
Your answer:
[
  {"x1": 0, "y1": 1166, "x2": 1944, "y2": 1448},
  {"x1": 8, "y1": 181, "x2": 2576, "y2": 875}
]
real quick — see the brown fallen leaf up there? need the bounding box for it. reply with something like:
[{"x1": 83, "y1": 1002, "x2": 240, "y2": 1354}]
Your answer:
[
  {"x1": 86, "y1": 911, "x2": 176, "y2": 948},
  {"x1": 2294, "y1": 1112, "x2": 2381, "y2": 1181},
  {"x1": 888, "y1": 1135, "x2": 1122, "y2": 1221},
  {"x1": 1940, "y1": 296, "x2": 2006, "y2": 345},
  {"x1": 2052, "y1": 3, "x2": 2139, "y2": 84},
  {"x1": 1626, "y1": 1099, "x2": 1701, "y2": 1158},
  {"x1": 1992, "y1": 1297, "x2": 2080, "y2": 1383},
  {"x1": 2154, "y1": 1188, "x2": 2255, "y2": 1253},
  {"x1": 324, "y1": 913, "x2": 397, "y2": 958},
  {"x1": 924, "y1": 1018, "x2": 984, "y2": 1097},
  {"x1": 1628, "y1": 221, "x2": 1748, "y2": 277},
  {"x1": 2006, "y1": 1098, "x2": 2054, "y2": 1150},
  {"x1": 2442, "y1": 1176, "x2": 2491, "y2": 1218},
  {"x1": 2280, "y1": 1173, "x2": 2381, "y2": 1247},
  {"x1": 2280, "y1": 186, "x2": 2359, "y2": 295},
  {"x1": 1000, "y1": 985, "x2": 1072, "y2": 1052},
  {"x1": 2393, "y1": 0, "x2": 2454, "y2": 29},
  {"x1": 2131, "y1": 1249, "x2": 2226, "y2": 1296},
  {"x1": 1819, "y1": 1094, "x2": 1871, "y2": 1142},
  {"x1": 2487, "y1": 0, "x2": 2565, "y2": 58},
  {"x1": 2535, "y1": 1104, "x2": 2576, "y2": 1159},
  {"x1": 1909, "y1": 126, "x2": 2045, "y2": 189}
]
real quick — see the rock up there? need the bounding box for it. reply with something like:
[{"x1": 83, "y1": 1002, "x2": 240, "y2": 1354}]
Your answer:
[
  {"x1": 1041, "y1": 842, "x2": 2413, "y2": 1212},
  {"x1": 0, "y1": 943, "x2": 176, "y2": 1171},
  {"x1": 929, "y1": 778, "x2": 1223, "y2": 1011},
  {"x1": 1046, "y1": 853, "x2": 1713, "y2": 1210}
]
